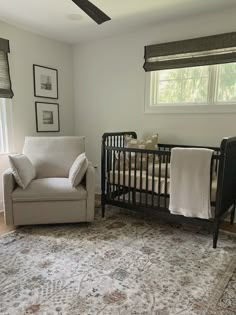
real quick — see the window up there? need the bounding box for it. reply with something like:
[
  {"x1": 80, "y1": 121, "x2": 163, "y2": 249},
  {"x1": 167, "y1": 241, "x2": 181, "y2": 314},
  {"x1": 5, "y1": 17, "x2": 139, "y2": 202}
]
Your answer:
[
  {"x1": 145, "y1": 62, "x2": 236, "y2": 113},
  {"x1": 143, "y1": 32, "x2": 236, "y2": 113},
  {"x1": 150, "y1": 66, "x2": 209, "y2": 105},
  {"x1": 0, "y1": 98, "x2": 13, "y2": 153}
]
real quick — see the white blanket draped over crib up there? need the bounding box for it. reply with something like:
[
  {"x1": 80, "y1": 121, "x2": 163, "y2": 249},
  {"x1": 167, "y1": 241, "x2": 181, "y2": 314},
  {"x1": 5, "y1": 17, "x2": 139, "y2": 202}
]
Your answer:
[{"x1": 169, "y1": 147, "x2": 214, "y2": 219}]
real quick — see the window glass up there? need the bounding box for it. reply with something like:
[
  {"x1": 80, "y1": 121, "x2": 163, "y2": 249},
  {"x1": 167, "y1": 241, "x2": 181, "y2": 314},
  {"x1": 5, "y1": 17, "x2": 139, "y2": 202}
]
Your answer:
[
  {"x1": 217, "y1": 63, "x2": 236, "y2": 102},
  {"x1": 152, "y1": 66, "x2": 209, "y2": 104}
]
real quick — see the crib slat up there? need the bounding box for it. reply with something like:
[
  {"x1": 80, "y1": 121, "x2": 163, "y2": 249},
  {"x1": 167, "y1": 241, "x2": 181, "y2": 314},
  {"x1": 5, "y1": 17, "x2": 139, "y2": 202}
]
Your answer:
[
  {"x1": 152, "y1": 154, "x2": 155, "y2": 208},
  {"x1": 128, "y1": 151, "x2": 131, "y2": 204},
  {"x1": 118, "y1": 151, "x2": 121, "y2": 200},
  {"x1": 210, "y1": 157, "x2": 213, "y2": 201},
  {"x1": 164, "y1": 158, "x2": 168, "y2": 209},
  {"x1": 107, "y1": 150, "x2": 110, "y2": 200},
  {"x1": 112, "y1": 149, "x2": 115, "y2": 200},
  {"x1": 158, "y1": 155, "x2": 161, "y2": 208},
  {"x1": 133, "y1": 153, "x2": 137, "y2": 204},
  {"x1": 140, "y1": 152, "x2": 143, "y2": 205},
  {"x1": 145, "y1": 153, "x2": 149, "y2": 207},
  {"x1": 123, "y1": 150, "x2": 126, "y2": 202}
]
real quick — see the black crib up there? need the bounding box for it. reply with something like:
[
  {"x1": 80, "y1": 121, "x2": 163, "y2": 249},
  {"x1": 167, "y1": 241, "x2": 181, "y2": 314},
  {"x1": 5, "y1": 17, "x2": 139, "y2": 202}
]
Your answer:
[{"x1": 101, "y1": 131, "x2": 236, "y2": 248}]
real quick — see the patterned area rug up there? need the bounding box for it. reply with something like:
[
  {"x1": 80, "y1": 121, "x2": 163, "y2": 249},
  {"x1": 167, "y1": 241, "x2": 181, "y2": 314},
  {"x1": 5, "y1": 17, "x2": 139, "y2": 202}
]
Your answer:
[{"x1": 0, "y1": 207, "x2": 236, "y2": 315}]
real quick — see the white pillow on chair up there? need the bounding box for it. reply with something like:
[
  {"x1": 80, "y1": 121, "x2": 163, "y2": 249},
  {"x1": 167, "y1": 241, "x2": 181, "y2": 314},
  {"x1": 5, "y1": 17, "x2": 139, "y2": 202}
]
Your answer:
[
  {"x1": 69, "y1": 153, "x2": 88, "y2": 187},
  {"x1": 8, "y1": 154, "x2": 36, "y2": 190}
]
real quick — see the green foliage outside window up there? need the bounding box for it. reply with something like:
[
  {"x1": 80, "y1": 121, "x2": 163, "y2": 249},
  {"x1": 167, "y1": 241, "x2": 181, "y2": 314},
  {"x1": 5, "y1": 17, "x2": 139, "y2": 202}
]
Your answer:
[{"x1": 151, "y1": 63, "x2": 236, "y2": 105}]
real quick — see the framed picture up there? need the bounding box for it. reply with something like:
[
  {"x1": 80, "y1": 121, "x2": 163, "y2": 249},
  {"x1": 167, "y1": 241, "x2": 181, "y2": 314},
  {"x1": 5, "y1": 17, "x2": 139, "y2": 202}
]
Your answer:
[
  {"x1": 33, "y1": 65, "x2": 58, "y2": 99},
  {"x1": 35, "y1": 102, "x2": 60, "y2": 132}
]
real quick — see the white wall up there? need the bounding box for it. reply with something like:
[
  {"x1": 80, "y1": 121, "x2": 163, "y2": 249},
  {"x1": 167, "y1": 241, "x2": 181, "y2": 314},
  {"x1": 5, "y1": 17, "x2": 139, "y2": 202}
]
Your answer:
[
  {"x1": 0, "y1": 21, "x2": 75, "y2": 210},
  {"x1": 73, "y1": 8, "x2": 236, "y2": 191}
]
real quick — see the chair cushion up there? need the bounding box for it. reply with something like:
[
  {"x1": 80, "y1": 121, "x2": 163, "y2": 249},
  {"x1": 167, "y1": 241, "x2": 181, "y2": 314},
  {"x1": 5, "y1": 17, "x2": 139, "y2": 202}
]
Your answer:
[
  {"x1": 8, "y1": 154, "x2": 36, "y2": 189},
  {"x1": 12, "y1": 178, "x2": 87, "y2": 202},
  {"x1": 23, "y1": 136, "x2": 85, "y2": 178}
]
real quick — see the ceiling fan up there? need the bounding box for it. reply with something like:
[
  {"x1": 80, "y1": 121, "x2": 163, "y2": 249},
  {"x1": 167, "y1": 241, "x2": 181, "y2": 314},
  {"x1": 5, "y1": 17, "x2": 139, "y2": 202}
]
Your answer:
[{"x1": 71, "y1": 0, "x2": 111, "y2": 25}]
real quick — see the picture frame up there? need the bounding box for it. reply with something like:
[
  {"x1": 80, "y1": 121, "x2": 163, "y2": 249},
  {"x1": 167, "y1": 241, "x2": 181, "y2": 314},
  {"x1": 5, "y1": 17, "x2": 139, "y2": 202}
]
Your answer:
[
  {"x1": 35, "y1": 102, "x2": 60, "y2": 132},
  {"x1": 33, "y1": 64, "x2": 58, "y2": 99}
]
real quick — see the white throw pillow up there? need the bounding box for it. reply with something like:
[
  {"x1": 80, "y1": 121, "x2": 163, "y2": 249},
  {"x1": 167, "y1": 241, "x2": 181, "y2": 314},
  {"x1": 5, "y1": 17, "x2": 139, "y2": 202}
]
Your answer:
[
  {"x1": 69, "y1": 153, "x2": 88, "y2": 187},
  {"x1": 8, "y1": 154, "x2": 36, "y2": 190}
]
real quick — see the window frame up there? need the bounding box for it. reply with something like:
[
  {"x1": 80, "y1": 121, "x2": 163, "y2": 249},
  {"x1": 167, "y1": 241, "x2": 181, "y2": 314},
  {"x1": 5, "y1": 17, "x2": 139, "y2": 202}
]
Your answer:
[{"x1": 145, "y1": 64, "x2": 236, "y2": 114}]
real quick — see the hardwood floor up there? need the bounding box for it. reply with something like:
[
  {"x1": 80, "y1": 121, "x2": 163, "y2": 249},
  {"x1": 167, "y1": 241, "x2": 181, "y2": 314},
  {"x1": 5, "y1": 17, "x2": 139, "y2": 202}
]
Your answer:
[
  {"x1": 0, "y1": 212, "x2": 16, "y2": 235},
  {"x1": 0, "y1": 210, "x2": 235, "y2": 236},
  {"x1": 221, "y1": 221, "x2": 236, "y2": 234}
]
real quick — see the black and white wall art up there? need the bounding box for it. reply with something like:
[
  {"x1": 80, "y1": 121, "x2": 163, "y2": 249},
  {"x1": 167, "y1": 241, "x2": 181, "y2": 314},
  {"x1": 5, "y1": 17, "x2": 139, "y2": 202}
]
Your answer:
[
  {"x1": 35, "y1": 102, "x2": 60, "y2": 132},
  {"x1": 33, "y1": 65, "x2": 58, "y2": 99}
]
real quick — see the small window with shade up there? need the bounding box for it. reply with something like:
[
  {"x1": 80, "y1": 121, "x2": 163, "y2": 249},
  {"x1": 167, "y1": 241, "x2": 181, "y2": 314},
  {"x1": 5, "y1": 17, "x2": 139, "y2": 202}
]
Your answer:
[{"x1": 144, "y1": 32, "x2": 236, "y2": 114}]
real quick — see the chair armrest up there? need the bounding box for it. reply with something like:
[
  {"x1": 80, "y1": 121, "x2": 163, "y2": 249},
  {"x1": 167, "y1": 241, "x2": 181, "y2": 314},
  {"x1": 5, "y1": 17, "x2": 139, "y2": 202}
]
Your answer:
[
  {"x1": 85, "y1": 162, "x2": 95, "y2": 193},
  {"x1": 85, "y1": 162, "x2": 95, "y2": 221},
  {"x1": 2, "y1": 168, "x2": 17, "y2": 225}
]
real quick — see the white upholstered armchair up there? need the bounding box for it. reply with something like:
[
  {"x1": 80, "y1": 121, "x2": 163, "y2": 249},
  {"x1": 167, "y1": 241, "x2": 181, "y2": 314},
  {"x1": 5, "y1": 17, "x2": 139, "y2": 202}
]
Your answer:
[{"x1": 3, "y1": 136, "x2": 95, "y2": 225}]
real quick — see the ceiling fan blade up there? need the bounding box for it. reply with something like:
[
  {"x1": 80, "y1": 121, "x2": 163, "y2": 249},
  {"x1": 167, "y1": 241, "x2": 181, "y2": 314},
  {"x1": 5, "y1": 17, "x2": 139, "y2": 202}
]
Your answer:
[{"x1": 71, "y1": 0, "x2": 111, "y2": 25}]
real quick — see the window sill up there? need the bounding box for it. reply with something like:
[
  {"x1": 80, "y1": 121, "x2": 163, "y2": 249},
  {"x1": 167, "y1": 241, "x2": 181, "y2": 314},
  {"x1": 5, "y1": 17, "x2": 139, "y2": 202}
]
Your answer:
[{"x1": 145, "y1": 104, "x2": 236, "y2": 114}]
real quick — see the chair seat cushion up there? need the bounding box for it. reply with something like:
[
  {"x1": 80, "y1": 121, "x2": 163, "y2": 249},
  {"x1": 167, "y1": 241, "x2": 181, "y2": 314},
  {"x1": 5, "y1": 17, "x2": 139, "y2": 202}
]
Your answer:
[{"x1": 12, "y1": 178, "x2": 87, "y2": 202}]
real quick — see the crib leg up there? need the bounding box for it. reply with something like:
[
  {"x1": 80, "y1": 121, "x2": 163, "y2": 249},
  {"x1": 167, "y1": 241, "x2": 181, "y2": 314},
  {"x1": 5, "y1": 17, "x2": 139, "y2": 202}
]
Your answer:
[
  {"x1": 102, "y1": 204, "x2": 105, "y2": 218},
  {"x1": 132, "y1": 189, "x2": 136, "y2": 204},
  {"x1": 213, "y1": 220, "x2": 220, "y2": 249},
  {"x1": 230, "y1": 202, "x2": 235, "y2": 225},
  {"x1": 101, "y1": 194, "x2": 106, "y2": 218}
]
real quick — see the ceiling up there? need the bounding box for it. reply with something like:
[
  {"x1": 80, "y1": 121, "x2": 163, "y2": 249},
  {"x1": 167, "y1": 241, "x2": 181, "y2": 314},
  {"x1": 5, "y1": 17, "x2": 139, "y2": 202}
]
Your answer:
[{"x1": 0, "y1": 0, "x2": 236, "y2": 44}]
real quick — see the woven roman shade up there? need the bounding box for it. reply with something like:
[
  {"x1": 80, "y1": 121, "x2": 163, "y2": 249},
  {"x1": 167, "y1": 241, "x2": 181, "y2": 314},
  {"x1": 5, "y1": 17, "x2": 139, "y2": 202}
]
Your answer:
[
  {"x1": 0, "y1": 38, "x2": 14, "y2": 98},
  {"x1": 143, "y1": 32, "x2": 236, "y2": 72}
]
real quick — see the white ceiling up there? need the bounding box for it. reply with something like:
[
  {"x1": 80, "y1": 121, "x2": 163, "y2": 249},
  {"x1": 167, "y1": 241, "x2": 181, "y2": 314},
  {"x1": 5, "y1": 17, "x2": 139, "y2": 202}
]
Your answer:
[{"x1": 0, "y1": 0, "x2": 236, "y2": 44}]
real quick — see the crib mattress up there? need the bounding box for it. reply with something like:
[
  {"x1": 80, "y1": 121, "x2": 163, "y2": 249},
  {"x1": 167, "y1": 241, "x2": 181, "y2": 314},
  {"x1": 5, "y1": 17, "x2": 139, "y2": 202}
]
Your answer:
[{"x1": 109, "y1": 170, "x2": 217, "y2": 202}]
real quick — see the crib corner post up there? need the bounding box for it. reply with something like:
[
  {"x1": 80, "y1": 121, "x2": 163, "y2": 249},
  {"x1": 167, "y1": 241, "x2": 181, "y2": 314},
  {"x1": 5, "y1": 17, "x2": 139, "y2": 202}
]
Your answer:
[
  {"x1": 101, "y1": 201, "x2": 106, "y2": 218},
  {"x1": 101, "y1": 135, "x2": 106, "y2": 218},
  {"x1": 213, "y1": 220, "x2": 220, "y2": 249},
  {"x1": 230, "y1": 201, "x2": 236, "y2": 225},
  {"x1": 101, "y1": 170, "x2": 106, "y2": 218}
]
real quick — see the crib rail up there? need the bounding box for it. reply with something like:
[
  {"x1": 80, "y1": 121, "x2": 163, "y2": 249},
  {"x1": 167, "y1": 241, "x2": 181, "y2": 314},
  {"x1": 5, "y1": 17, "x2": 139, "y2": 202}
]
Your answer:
[
  {"x1": 102, "y1": 137, "x2": 220, "y2": 216},
  {"x1": 158, "y1": 143, "x2": 221, "y2": 172},
  {"x1": 105, "y1": 146, "x2": 172, "y2": 210}
]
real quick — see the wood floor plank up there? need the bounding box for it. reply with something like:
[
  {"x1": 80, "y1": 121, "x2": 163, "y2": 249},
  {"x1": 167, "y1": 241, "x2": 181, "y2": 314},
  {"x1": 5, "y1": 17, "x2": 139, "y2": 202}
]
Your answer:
[{"x1": 0, "y1": 212, "x2": 16, "y2": 235}]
